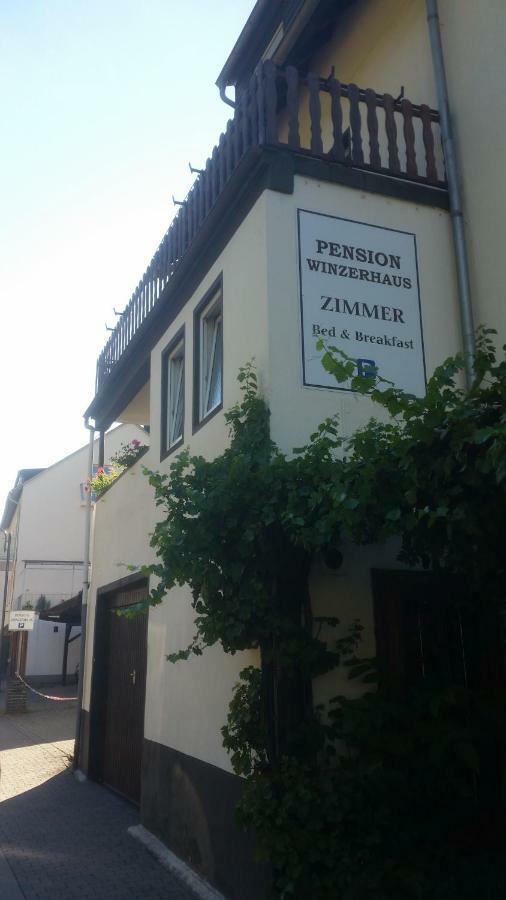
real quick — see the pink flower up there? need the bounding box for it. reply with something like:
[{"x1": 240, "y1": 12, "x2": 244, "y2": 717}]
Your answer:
[
  {"x1": 97, "y1": 467, "x2": 104, "y2": 475},
  {"x1": 132, "y1": 439, "x2": 141, "y2": 448}
]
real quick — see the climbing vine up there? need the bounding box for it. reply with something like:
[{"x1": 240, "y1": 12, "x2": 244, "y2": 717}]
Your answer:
[{"x1": 142, "y1": 329, "x2": 506, "y2": 898}]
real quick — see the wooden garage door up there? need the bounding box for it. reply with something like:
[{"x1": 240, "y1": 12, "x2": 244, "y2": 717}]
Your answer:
[{"x1": 102, "y1": 586, "x2": 148, "y2": 804}]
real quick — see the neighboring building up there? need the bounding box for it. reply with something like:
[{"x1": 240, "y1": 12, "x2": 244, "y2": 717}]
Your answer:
[
  {"x1": 1, "y1": 425, "x2": 147, "y2": 685},
  {"x1": 77, "y1": 2, "x2": 506, "y2": 898}
]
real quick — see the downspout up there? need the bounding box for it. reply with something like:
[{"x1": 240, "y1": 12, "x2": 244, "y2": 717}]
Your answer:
[
  {"x1": 426, "y1": 0, "x2": 475, "y2": 387},
  {"x1": 219, "y1": 85, "x2": 236, "y2": 109},
  {"x1": 74, "y1": 417, "x2": 95, "y2": 770},
  {"x1": 0, "y1": 530, "x2": 11, "y2": 686}
]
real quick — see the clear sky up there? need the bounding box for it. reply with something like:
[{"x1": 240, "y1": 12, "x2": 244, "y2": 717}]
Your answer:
[{"x1": 0, "y1": 0, "x2": 254, "y2": 509}]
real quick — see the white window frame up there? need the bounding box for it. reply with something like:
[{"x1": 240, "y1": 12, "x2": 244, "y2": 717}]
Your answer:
[
  {"x1": 198, "y1": 292, "x2": 223, "y2": 422},
  {"x1": 166, "y1": 339, "x2": 185, "y2": 450}
]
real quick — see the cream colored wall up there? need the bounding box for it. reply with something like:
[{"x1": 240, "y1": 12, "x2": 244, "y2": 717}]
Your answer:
[
  {"x1": 264, "y1": 173, "x2": 459, "y2": 701},
  {"x1": 117, "y1": 381, "x2": 150, "y2": 425},
  {"x1": 312, "y1": 0, "x2": 436, "y2": 106},
  {"x1": 438, "y1": 0, "x2": 506, "y2": 344},
  {"x1": 265, "y1": 174, "x2": 460, "y2": 452},
  {"x1": 85, "y1": 170, "x2": 463, "y2": 773},
  {"x1": 82, "y1": 454, "x2": 156, "y2": 709},
  {"x1": 84, "y1": 195, "x2": 269, "y2": 773},
  {"x1": 299, "y1": 0, "x2": 506, "y2": 342}
]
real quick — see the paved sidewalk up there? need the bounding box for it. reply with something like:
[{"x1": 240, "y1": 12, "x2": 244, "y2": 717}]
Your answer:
[{"x1": 0, "y1": 692, "x2": 194, "y2": 900}]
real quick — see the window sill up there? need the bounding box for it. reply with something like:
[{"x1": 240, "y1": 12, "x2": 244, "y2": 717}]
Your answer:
[{"x1": 192, "y1": 401, "x2": 223, "y2": 435}]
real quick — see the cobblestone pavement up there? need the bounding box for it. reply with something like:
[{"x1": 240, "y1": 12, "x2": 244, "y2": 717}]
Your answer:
[{"x1": 0, "y1": 690, "x2": 194, "y2": 900}]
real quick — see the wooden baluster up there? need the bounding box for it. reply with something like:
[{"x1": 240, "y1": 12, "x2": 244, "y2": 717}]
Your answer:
[
  {"x1": 225, "y1": 119, "x2": 234, "y2": 178},
  {"x1": 137, "y1": 281, "x2": 143, "y2": 324},
  {"x1": 179, "y1": 205, "x2": 186, "y2": 257},
  {"x1": 420, "y1": 104, "x2": 438, "y2": 183},
  {"x1": 166, "y1": 229, "x2": 174, "y2": 278},
  {"x1": 401, "y1": 98, "x2": 417, "y2": 177},
  {"x1": 117, "y1": 310, "x2": 123, "y2": 355},
  {"x1": 383, "y1": 94, "x2": 401, "y2": 173},
  {"x1": 365, "y1": 88, "x2": 381, "y2": 169},
  {"x1": 285, "y1": 66, "x2": 300, "y2": 150},
  {"x1": 143, "y1": 277, "x2": 148, "y2": 319},
  {"x1": 140, "y1": 280, "x2": 145, "y2": 321},
  {"x1": 348, "y1": 83, "x2": 364, "y2": 165},
  {"x1": 131, "y1": 296, "x2": 136, "y2": 334},
  {"x1": 233, "y1": 104, "x2": 242, "y2": 164},
  {"x1": 151, "y1": 257, "x2": 157, "y2": 307},
  {"x1": 256, "y1": 64, "x2": 265, "y2": 144},
  {"x1": 155, "y1": 249, "x2": 161, "y2": 300},
  {"x1": 307, "y1": 73, "x2": 323, "y2": 155},
  {"x1": 160, "y1": 244, "x2": 165, "y2": 293},
  {"x1": 143, "y1": 274, "x2": 151, "y2": 316},
  {"x1": 174, "y1": 214, "x2": 180, "y2": 264},
  {"x1": 263, "y1": 59, "x2": 278, "y2": 143},
  {"x1": 218, "y1": 133, "x2": 226, "y2": 191},
  {"x1": 187, "y1": 191, "x2": 193, "y2": 245},
  {"x1": 129, "y1": 297, "x2": 139, "y2": 334},
  {"x1": 328, "y1": 77, "x2": 344, "y2": 162},
  {"x1": 162, "y1": 234, "x2": 169, "y2": 287},
  {"x1": 178, "y1": 207, "x2": 185, "y2": 259},
  {"x1": 239, "y1": 84, "x2": 251, "y2": 155},
  {"x1": 191, "y1": 188, "x2": 198, "y2": 241},
  {"x1": 211, "y1": 146, "x2": 219, "y2": 205},
  {"x1": 204, "y1": 157, "x2": 212, "y2": 218},
  {"x1": 194, "y1": 178, "x2": 202, "y2": 232}
]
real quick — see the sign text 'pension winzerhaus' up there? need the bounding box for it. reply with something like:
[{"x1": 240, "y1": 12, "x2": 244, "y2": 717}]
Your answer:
[{"x1": 297, "y1": 210, "x2": 426, "y2": 395}]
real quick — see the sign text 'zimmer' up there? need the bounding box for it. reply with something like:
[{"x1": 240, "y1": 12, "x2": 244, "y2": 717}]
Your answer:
[{"x1": 298, "y1": 210, "x2": 426, "y2": 394}]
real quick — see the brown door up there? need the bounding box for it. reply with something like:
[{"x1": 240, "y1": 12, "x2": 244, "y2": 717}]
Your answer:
[{"x1": 102, "y1": 586, "x2": 148, "y2": 804}]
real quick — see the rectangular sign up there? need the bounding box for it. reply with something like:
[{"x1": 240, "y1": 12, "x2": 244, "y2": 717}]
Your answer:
[
  {"x1": 298, "y1": 209, "x2": 426, "y2": 394},
  {"x1": 9, "y1": 610, "x2": 36, "y2": 631}
]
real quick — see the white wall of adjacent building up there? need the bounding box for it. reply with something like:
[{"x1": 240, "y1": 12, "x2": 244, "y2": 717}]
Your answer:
[{"x1": 7, "y1": 423, "x2": 147, "y2": 681}]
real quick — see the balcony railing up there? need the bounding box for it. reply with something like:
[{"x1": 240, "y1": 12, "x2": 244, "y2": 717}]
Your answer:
[{"x1": 95, "y1": 62, "x2": 445, "y2": 392}]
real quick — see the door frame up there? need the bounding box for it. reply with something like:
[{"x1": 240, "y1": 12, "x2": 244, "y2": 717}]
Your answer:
[{"x1": 88, "y1": 573, "x2": 149, "y2": 789}]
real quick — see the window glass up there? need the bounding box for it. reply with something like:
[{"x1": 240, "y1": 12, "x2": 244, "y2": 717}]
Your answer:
[
  {"x1": 200, "y1": 298, "x2": 222, "y2": 419},
  {"x1": 166, "y1": 341, "x2": 184, "y2": 450}
]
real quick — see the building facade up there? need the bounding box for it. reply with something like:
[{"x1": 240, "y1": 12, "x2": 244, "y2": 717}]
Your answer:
[
  {"x1": 1, "y1": 425, "x2": 146, "y2": 685},
  {"x1": 78, "y1": 2, "x2": 506, "y2": 898}
]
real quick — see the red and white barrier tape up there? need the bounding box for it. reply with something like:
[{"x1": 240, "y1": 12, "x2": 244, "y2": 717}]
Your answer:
[{"x1": 15, "y1": 672, "x2": 78, "y2": 702}]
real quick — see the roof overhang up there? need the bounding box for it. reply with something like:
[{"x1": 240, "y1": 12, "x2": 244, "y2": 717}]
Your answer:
[
  {"x1": 39, "y1": 592, "x2": 82, "y2": 626},
  {"x1": 1, "y1": 469, "x2": 45, "y2": 531},
  {"x1": 216, "y1": 0, "x2": 356, "y2": 93}
]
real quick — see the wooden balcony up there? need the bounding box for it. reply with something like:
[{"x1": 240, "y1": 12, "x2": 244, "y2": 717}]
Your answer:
[{"x1": 94, "y1": 62, "x2": 446, "y2": 394}]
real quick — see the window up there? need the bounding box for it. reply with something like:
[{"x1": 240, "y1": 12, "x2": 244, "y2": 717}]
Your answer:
[
  {"x1": 194, "y1": 283, "x2": 223, "y2": 427},
  {"x1": 161, "y1": 328, "x2": 185, "y2": 459},
  {"x1": 372, "y1": 570, "x2": 505, "y2": 693}
]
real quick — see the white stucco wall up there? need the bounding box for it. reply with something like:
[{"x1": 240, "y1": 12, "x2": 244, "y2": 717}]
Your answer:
[{"x1": 9, "y1": 423, "x2": 147, "y2": 679}]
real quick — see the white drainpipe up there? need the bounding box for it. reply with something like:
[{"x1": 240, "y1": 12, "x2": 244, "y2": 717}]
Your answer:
[
  {"x1": 426, "y1": 0, "x2": 475, "y2": 386},
  {"x1": 74, "y1": 418, "x2": 95, "y2": 769}
]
